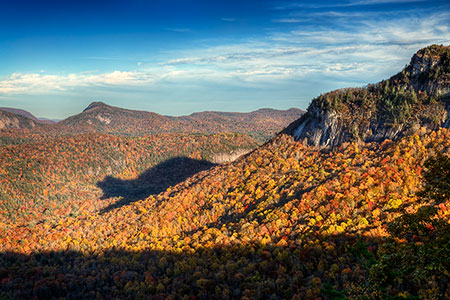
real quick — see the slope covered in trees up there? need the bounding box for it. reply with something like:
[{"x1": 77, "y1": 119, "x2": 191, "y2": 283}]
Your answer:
[
  {"x1": 1, "y1": 127, "x2": 449, "y2": 299},
  {"x1": 0, "y1": 103, "x2": 300, "y2": 228},
  {"x1": 0, "y1": 107, "x2": 55, "y2": 124},
  {"x1": 0, "y1": 131, "x2": 258, "y2": 227},
  {"x1": 1, "y1": 44, "x2": 450, "y2": 299},
  {"x1": 54, "y1": 102, "x2": 303, "y2": 142},
  {"x1": 177, "y1": 108, "x2": 304, "y2": 142},
  {"x1": 0, "y1": 102, "x2": 302, "y2": 143}
]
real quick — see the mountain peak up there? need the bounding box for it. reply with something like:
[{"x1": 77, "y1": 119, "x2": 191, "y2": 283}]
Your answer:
[
  {"x1": 404, "y1": 44, "x2": 450, "y2": 96},
  {"x1": 414, "y1": 44, "x2": 449, "y2": 62},
  {"x1": 83, "y1": 101, "x2": 109, "y2": 112},
  {"x1": 285, "y1": 44, "x2": 450, "y2": 148}
]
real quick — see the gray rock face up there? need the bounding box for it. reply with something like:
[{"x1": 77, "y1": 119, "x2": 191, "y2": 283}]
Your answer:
[
  {"x1": 289, "y1": 104, "x2": 411, "y2": 148},
  {"x1": 291, "y1": 103, "x2": 349, "y2": 148},
  {"x1": 0, "y1": 110, "x2": 38, "y2": 130},
  {"x1": 211, "y1": 149, "x2": 252, "y2": 164},
  {"x1": 407, "y1": 52, "x2": 450, "y2": 97},
  {"x1": 444, "y1": 105, "x2": 450, "y2": 129}
]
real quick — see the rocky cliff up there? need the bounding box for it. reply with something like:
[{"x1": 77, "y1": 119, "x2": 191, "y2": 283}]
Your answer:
[
  {"x1": 284, "y1": 44, "x2": 450, "y2": 147},
  {"x1": 0, "y1": 107, "x2": 55, "y2": 124},
  {"x1": 0, "y1": 110, "x2": 39, "y2": 130}
]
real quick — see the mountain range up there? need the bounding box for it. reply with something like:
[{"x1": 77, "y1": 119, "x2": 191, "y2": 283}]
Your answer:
[
  {"x1": 1, "y1": 44, "x2": 449, "y2": 299},
  {"x1": 0, "y1": 102, "x2": 303, "y2": 142}
]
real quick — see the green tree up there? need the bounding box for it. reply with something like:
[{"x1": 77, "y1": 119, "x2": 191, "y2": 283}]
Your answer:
[{"x1": 369, "y1": 153, "x2": 450, "y2": 299}]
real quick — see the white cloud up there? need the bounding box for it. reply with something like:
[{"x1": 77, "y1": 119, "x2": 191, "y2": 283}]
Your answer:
[
  {"x1": 351, "y1": 0, "x2": 425, "y2": 5},
  {"x1": 1, "y1": 11, "x2": 448, "y2": 96},
  {"x1": 284, "y1": 11, "x2": 450, "y2": 48},
  {"x1": 0, "y1": 71, "x2": 155, "y2": 94},
  {"x1": 310, "y1": 11, "x2": 365, "y2": 17},
  {"x1": 273, "y1": 0, "x2": 426, "y2": 10},
  {"x1": 272, "y1": 18, "x2": 304, "y2": 23}
]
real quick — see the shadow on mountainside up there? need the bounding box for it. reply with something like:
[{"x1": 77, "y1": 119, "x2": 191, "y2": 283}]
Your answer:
[
  {"x1": 1, "y1": 230, "x2": 448, "y2": 300},
  {"x1": 97, "y1": 157, "x2": 216, "y2": 214},
  {"x1": 0, "y1": 235, "x2": 386, "y2": 300}
]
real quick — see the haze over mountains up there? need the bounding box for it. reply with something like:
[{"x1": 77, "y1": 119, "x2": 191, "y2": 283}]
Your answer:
[
  {"x1": 1, "y1": 45, "x2": 450, "y2": 299},
  {"x1": 58, "y1": 102, "x2": 303, "y2": 140},
  {"x1": 0, "y1": 109, "x2": 40, "y2": 129},
  {"x1": 0, "y1": 107, "x2": 56, "y2": 124},
  {"x1": 0, "y1": 102, "x2": 303, "y2": 142}
]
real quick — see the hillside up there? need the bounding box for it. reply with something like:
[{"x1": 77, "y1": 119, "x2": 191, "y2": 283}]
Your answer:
[
  {"x1": 0, "y1": 131, "x2": 258, "y2": 226},
  {"x1": 55, "y1": 102, "x2": 303, "y2": 141},
  {"x1": 285, "y1": 44, "x2": 450, "y2": 147},
  {"x1": 1, "y1": 45, "x2": 449, "y2": 299},
  {"x1": 0, "y1": 107, "x2": 55, "y2": 124},
  {"x1": 178, "y1": 108, "x2": 303, "y2": 141},
  {"x1": 56, "y1": 101, "x2": 177, "y2": 135},
  {"x1": 0, "y1": 109, "x2": 40, "y2": 130},
  {"x1": 1, "y1": 128, "x2": 449, "y2": 299}
]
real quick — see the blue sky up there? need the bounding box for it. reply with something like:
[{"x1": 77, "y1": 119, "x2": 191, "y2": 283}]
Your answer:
[{"x1": 0, "y1": 0, "x2": 449, "y2": 119}]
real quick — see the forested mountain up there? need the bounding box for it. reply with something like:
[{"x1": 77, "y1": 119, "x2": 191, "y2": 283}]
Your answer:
[
  {"x1": 285, "y1": 44, "x2": 450, "y2": 147},
  {"x1": 1, "y1": 45, "x2": 449, "y2": 299},
  {"x1": 0, "y1": 109, "x2": 40, "y2": 129},
  {"x1": 0, "y1": 131, "x2": 258, "y2": 226},
  {"x1": 56, "y1": 102, "x2": 303, "y2": 141},
  {"x1": 56, "y1": 101, "x2": 177, "y2": 134},
  {"x1": 178, "y1": 108, "x2": 303, "y2": 141},
  {"x1": 0, "y1": 101, "x2": 303, "y2": 142},
  {"x1": 0, "y1": 107, "x2": 55, "y2": 124}
]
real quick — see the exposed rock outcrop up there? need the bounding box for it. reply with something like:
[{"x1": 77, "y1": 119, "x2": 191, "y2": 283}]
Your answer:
[
  {"x1": 211, "y1": 149, "x2": 252, "y2": 164},
  {"x1": 0, "y1": 107, "x2": 55, "y2": 124},
  {"x1": 285, "y1": 44, "x2": 450, "y2": 147},
  {"x1": 0, "y1": 110, "x2": 38, "y2": 130}
]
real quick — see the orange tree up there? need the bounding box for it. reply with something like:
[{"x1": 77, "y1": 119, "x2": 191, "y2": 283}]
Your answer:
[{"x1": 369, "y1": 152, "x2": 450, "y2": 299}]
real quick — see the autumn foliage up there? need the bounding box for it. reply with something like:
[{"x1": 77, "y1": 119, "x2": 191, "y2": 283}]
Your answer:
[
  {"x1": 1, "y1": 124, "x2": 449, "y2": 299},
  {"x1": 0, "y1": 131, "x2": 258, "y2": 227}
]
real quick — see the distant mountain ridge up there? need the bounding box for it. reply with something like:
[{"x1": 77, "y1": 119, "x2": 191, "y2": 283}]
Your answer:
[
  {"x1": 56, "y1": 102, "x2": 304, "y2": 141},
  {"x1": 0, "y1": 109, "x2": 40, "y2": 129},
  {"x1": 284, "y1": 44, "x2": 450, "y2": 147},
  {"x1": 0, "y1": 107, "x2": 55, "y2": 125},
  {"x1": 0, "y1": 102, "x2": 303, "y2": 140},
  {"x1": 60, "y1": 101, "x2": 174, "y2": 132},
  {"x1": 37, "y1": 117, "x2": 60, "y2": 123}
]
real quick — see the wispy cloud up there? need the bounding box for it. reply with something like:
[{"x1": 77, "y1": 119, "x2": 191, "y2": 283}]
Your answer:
[
  {"x1": 1, "y1": 10, "x2": 448, "y2": 96},
  {"x1": 282, "y1": 11, "x2": 450, "y2": 47},
  {"x1": 272, "y1": 18, "x2": 305, "y2": 23},
  {"x1": 162, "y1": 11, "x2": 449, "y2": 80},
  {"x1": 351, "y1": 0, "x2": 426, "y2": 5},
  {"x1": 221, "y1": 17, "x2": 236, "y2": 22},
  {"x1": 310, "y1": 11, "x2": 365, "y2": 17},
  {"x1": 273, "y1": 0, "x2": 427, "y2": 10},
  {"x1": 165, "y1": 28, "x2": 192, "y2": 33}
]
